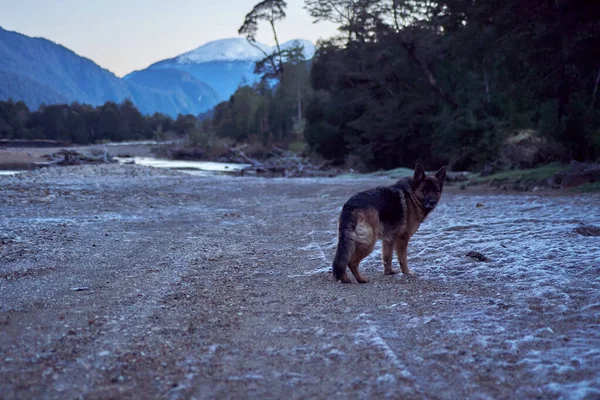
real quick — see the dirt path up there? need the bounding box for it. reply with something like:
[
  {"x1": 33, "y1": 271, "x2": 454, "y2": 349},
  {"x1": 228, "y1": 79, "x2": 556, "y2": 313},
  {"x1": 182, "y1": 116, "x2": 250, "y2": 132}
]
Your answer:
[{"x1": 1, "y1": 165, "x2": 599, "y2": 399}]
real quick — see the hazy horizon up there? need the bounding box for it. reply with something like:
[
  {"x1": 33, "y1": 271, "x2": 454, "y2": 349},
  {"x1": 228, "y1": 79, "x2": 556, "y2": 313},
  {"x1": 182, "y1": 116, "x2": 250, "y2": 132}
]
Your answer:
[{"x1": 0, "y1": 0, "x2": 337, "y2": 77}]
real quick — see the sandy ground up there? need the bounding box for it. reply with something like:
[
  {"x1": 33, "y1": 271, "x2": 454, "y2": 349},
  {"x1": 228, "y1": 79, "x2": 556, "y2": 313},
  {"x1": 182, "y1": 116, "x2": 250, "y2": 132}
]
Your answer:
[{"x1": 1, "y1": 164, "x2": 600, "y2": 399}]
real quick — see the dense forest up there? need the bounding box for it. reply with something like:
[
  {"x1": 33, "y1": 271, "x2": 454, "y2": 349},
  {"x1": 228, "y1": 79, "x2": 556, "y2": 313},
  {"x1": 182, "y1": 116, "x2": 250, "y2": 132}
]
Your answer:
[
  {"x1": 2, "y1": 0, "x2": 599, "y2": 171},
  {"x1": 0, "y1": 99, "x2": 199, "y2": 144},
  {"x1": 217, "y1": 0, "x2": 600, "y2": 170}
]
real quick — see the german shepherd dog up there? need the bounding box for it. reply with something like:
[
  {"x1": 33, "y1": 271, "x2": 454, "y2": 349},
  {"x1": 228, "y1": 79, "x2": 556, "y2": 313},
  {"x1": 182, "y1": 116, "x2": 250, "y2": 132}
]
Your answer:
[{"x1": 332, "y1": 164, "x2": 446, "y2": 283}]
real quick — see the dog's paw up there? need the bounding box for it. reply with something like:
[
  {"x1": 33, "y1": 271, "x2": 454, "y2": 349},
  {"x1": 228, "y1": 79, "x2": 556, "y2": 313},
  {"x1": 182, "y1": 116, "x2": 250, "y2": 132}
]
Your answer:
[
  {"x1": 384, "y1": 269, "x2": 398, "y2": 275},
  {"x1": 356, "y1": 276, "x2": 370, "y2": 284}
]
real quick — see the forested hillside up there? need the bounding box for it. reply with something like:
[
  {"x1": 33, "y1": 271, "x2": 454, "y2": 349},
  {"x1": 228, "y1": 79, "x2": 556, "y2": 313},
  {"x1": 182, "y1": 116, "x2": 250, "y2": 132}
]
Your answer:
[{"x1": 208, "y1": 0, "x2": 600, "y2": 170}]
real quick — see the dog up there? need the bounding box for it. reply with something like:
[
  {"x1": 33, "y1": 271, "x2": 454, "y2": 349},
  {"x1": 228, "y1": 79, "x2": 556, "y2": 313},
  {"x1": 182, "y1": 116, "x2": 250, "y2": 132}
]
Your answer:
[{"x1": 332, "y1": 164, "x2": 446, "y2": 283}]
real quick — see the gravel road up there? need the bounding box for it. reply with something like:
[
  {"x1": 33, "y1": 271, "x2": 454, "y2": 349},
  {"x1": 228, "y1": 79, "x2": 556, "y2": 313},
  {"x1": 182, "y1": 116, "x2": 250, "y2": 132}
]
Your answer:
[{"x1": 1, "y1": 165, "x2": 599, "y2": 399}]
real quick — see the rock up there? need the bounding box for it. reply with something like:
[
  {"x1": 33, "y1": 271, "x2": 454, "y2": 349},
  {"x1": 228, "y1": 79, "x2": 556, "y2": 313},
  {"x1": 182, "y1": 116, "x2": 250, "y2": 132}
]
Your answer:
[
  {"x1": 512, "y1": 183, "x2": 531, "y2": 192},
  {"x1": 573, "y1": 224, "x2": 600, "y2": 237},
  {"x1": 480, "y1": 162, "x2": 497, "y2": 177},
  {"x1": 555, "y1": 161, "x2": 600, "y2": 188},
  {"x1": 446, "y1": 171, "x2": 470, "y2": 182},
  {"x1": 466, "y1": 251, "x2": 490, "y2": 262},
  {"x1": 498, "y1": 129, "x2": 565, "y2": 168},
  {"x1": 170, "y1": 147, "x2": 207, "y2": 160}
]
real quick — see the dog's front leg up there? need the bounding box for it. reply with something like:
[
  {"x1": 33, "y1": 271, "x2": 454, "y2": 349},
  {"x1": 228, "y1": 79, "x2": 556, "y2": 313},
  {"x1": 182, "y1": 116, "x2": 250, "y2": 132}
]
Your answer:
[
  {"x1": 382, "y1": 240, "x2": 396, "y2": 275},
  {"x1": 394, "y1": 238, "x2": 412, "y2": 275}
]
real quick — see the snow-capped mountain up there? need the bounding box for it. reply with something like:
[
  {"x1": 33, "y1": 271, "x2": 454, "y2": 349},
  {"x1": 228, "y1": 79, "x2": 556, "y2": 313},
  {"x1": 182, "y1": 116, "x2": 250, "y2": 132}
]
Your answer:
[
  {"x1": 126, "y1": 37, "x2": 315, "y2": 106},
  {"x1": 279, "y1": 39, "x2": 315, "y2": 60},
  {"x1": 176, "y1": 38, "x2": 315, "y2": 64},
  {"x1": 176, "y1": 38, "x2": 270, "y2": 64}
]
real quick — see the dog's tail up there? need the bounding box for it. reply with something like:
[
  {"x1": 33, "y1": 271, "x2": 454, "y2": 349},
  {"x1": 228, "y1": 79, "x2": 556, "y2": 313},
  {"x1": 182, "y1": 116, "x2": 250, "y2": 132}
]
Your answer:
[{"x1": 332, "y1": 209, "x2": 355, "y2": 281}]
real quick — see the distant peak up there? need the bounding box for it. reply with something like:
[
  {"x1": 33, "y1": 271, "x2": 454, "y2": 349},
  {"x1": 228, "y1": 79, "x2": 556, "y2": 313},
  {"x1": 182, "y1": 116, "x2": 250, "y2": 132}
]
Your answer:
[
  {"x1": 176, "y1": 37, "x2": 315, "y2": 64},
  {"x1": 176, "y1": 38, "x2": 270, "y2": 64}
]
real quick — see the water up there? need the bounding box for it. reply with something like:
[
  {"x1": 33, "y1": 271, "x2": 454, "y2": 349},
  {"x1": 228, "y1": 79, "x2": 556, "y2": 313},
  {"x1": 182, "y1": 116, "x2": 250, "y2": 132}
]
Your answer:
[
  {"x1": 0, "y1": 157, "x2": 250, "y2": 177},
  {"x1": 115, "y1": 156, "x2": 251, "y2": 176},
  {"x1": 0, "y1": 170, "x2": 26, "y2": 176}
]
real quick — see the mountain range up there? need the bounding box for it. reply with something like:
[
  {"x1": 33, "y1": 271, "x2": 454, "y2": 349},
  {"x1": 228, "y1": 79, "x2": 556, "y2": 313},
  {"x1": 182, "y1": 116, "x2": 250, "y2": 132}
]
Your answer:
[
  {"x1": 126, "y1": 38, "x2": 314, "y2": 102},
  {"x1": 0, "y1": 27, "x2": 314, "y2": 117}
]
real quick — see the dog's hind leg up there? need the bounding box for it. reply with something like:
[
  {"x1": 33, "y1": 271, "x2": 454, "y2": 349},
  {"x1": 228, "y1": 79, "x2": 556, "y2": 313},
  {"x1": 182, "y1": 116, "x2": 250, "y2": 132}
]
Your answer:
[
  {"x1": 345, "y1": 210, "x2": 377, "y2": 283},
  {"x1": 348, "y1": 240, "x2": 375, "y2": 283},
  {"x1": 332, "y1": 235, "x2": 353, "y2": 283},
  {"x1": 382, "y1": 240, "x2": 396, "y2": 275},
  {"x1": 337, "y1": 269, "x2": 351, "y2": 283},
  {"x1": 348, "y1": 260, "x2": 369, "y2": 284}
]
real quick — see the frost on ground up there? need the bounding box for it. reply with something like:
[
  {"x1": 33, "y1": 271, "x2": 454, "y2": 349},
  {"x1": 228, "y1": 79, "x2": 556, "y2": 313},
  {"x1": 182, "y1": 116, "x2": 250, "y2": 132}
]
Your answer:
[
  {"x1": 300, "y1": 192, "x2": 600, "y2": 399},
  {"x1": 0, "y1": 165, "x2": 599, "y2": 399}
]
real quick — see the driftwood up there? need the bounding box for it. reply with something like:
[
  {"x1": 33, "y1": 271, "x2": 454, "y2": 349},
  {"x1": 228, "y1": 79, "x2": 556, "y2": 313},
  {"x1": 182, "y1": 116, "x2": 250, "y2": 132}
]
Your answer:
[
  {"x1": 228, "y1": 145, "x2": 332, "y2": 177},
  {"x1": 43, "y1": 148, "x2": 116, "y2": 166},
  {"x1": 229, "y1": 146, "x2": 262, "y2": 166}
]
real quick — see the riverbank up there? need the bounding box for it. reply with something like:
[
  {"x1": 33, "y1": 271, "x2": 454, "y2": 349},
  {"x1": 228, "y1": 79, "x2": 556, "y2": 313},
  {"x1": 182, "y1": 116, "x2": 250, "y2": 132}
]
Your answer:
[
  {"x1": 0, "y1": 142, "x2": 336, "y2": 177},
  {"x1": 0, "y1": 142, "x2": 157, "y2": 168},
  {"x1": 2, "y1": 142, "x2": 599, "y2": 190},
  {"x1": 340, "y1": 163, "x2": 600, "y2": 193}
]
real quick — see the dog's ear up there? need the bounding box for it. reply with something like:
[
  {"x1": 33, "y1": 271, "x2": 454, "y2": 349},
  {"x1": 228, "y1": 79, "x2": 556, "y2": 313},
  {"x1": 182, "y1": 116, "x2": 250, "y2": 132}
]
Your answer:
[
  {"x1": 414, "y1": 163, "x2": 426, "y2": 183},
  {"x1": 435, "y1": 166, "x2": 447, "y2": 182}
]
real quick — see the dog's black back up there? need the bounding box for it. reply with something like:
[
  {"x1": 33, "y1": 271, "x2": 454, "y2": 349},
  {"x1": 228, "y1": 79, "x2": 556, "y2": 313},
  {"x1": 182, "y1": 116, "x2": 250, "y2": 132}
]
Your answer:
[{"x1": 340, "y1": 179, "x2": 411, "y2": 233}]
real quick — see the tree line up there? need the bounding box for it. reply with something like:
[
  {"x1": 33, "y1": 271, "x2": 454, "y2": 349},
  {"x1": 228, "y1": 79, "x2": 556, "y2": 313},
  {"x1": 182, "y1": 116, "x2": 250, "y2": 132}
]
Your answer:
[
  {"x1": 208, "y1": 0, "x2": 600, "y2": 170},
  {"x1": 305, "y1": 0, "x2": 600, "y2": 170},
  {"x1": 204, "y1": 1, "x2": 312, "y2": 150},
  {"x1": 2, "y1": 1, "x2": 599, "y2": 171},
  {"x1": 0, "y1": 99, "x2": 199, "y2": 144}
]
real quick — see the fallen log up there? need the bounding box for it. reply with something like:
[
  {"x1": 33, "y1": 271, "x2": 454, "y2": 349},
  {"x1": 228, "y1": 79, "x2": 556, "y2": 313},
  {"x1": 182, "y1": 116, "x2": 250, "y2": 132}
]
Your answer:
[{"x1": 43, "y1": 148, "x2": 116, "y2": 165}]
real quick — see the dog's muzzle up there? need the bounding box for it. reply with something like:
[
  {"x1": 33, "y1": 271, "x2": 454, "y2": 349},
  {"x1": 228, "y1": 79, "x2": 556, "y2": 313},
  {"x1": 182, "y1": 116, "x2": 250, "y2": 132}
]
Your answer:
[{"x1": 424, "y1": 199, "x2": 437, "y2": 209}]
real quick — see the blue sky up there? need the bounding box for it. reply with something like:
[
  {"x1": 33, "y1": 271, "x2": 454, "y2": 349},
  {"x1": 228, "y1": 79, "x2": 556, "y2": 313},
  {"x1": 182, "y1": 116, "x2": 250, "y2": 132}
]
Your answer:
[{"x1": 0, "y1": 0, "x2": 337, "y2": 77}]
